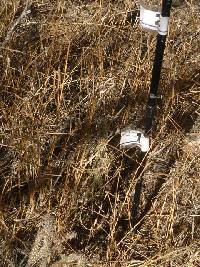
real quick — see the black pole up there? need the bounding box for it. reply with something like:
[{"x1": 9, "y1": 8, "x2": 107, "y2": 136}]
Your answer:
[
  {"x1": 144, "y1": 0, "x2": 172, "y2": 134},
  {"x1": 131, "y1": 1, "x2": 173, "y2": 227}
]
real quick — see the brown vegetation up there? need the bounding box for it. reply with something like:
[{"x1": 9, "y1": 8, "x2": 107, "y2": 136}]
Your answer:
[{"x1": 0, "y1": 0, "x2": 199, "y2": 266}]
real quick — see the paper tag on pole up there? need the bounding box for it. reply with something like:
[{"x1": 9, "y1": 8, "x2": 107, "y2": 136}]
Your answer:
[
  {"x1": 140, "y1": 5, "x2": 169, "y2": 35},
  {"x1": 158, "y1": 16, "x2": 169, "y2": 35}
]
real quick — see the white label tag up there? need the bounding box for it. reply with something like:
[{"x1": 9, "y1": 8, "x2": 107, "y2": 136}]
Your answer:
[
  {"x1": 140, "y1": 5, "x2": 160, "y2": 32},
  {"x1": 140, "y1": 5, "x2": 169, "y2": 35},
  {"x1": 158, "y1": 16, "x2": 169, "y2": 35},
  {"x1": 120, "y1": 129, "x2": 150, "y2": 152}
]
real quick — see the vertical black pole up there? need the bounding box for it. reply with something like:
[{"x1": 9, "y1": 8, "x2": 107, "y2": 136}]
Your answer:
[
  {"x1": 131, "y1": 0, "x2": 173, "y2": 227},
  {"x1": 144, "y1": 0, "x2": 172, "y2": 134}
]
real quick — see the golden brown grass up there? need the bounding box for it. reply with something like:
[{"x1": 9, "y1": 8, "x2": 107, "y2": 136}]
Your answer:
[{"x1": 0, "y1": 0, "x2": 199, "y2": 266}]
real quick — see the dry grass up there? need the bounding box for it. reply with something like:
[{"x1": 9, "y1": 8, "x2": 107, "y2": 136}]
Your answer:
[{"x1": 0, "y1": 0, "x2": 199, "y2": 266}]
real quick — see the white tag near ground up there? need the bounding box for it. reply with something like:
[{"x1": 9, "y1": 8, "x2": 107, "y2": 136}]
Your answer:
[
  {"x1": 120, "y1": 129, "x2": 150, "y2": 152},
  {"x1": 140, "y1": 5, "x2": 169, "y2": 35}
]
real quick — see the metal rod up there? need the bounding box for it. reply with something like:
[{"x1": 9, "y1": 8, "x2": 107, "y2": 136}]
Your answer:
[
  {"x1": 144, "y1": 0, "x2": 172, "y2": 134},
  {"x1": 131, "y1": 1, "x2": 173, "y2": 227}
]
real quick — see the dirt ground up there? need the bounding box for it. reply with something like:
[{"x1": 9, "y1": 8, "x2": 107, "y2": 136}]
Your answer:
[{"x1": 0, "y1": 1, "x2": 199, "y2": 266}]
